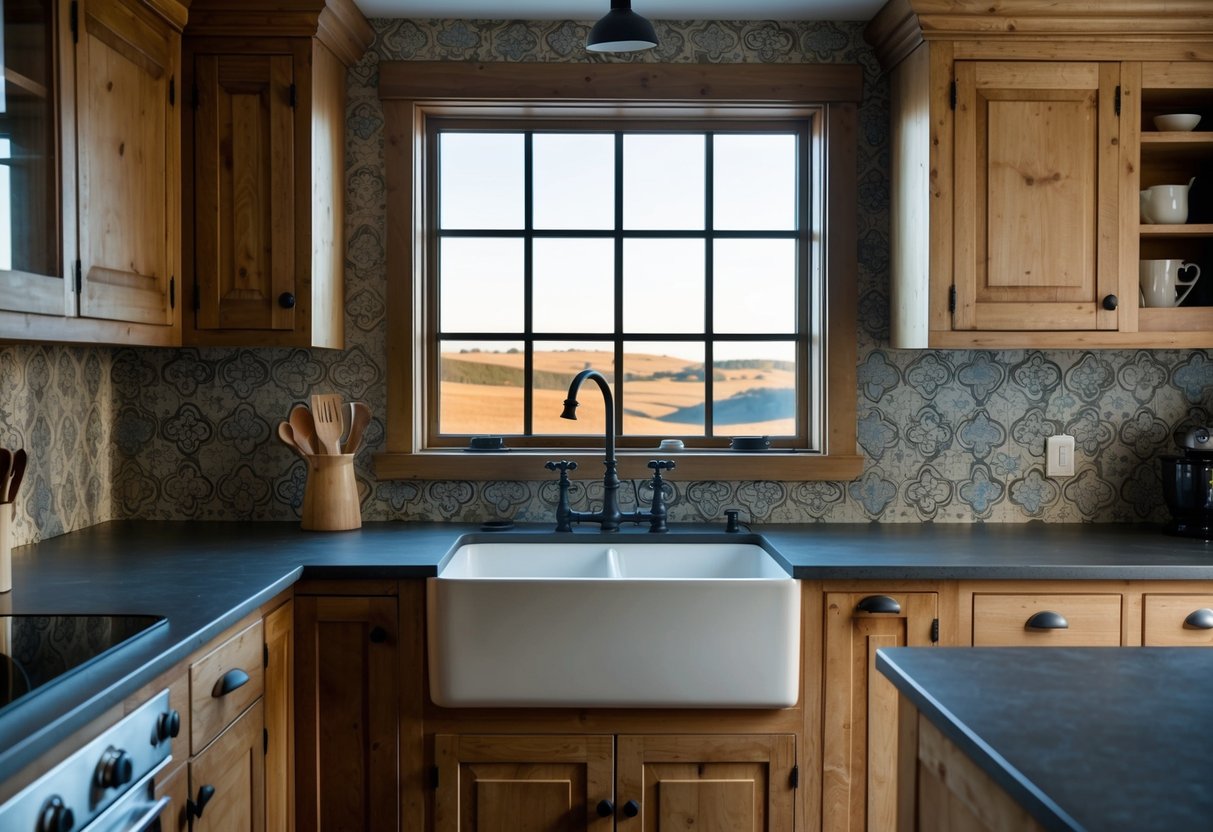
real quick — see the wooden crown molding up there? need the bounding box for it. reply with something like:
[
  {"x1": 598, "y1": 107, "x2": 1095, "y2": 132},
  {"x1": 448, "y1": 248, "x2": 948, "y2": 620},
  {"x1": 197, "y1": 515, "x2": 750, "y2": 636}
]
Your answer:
[
  {"x1": 865, "y1": 0, "x2": 1213, "y2": 70},
  {"x1": 185, "y1": 0, "x2": 372, "y2": 65}
]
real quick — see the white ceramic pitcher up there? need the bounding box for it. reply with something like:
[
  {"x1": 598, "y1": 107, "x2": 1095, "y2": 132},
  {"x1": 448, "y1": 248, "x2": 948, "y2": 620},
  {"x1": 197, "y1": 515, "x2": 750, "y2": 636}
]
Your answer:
[
  {"x1": 1140, "y1": 177, "x2": 1196, "y2": 224},
  {"x1": 1139, "y1": 259, "x2": 1201, "y2": 307}
]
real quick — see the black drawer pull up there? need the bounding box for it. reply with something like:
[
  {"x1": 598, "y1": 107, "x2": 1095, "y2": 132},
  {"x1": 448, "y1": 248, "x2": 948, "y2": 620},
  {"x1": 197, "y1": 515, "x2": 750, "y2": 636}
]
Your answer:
[
  {"x1": 623, "y1": 799, "x2": 640, "y2": 818},
  {"x1": 1025, "y1": 611, "x2": 1069, "y2": 631},
  {"x1": 369, "y1": 626, "x2": 389, "y2": 643},
  {"x1": 188, "y1": 785, "x2": 216, "y2": 819},
  {"x1": 211, "y1": 668, "x2": 250, "y2": 698},
  {"x1": 1184, "y1": 608, "x2": 1213, "y2": 630},
  {"x1": 596, "y1": 799, "x2": 615, "y2": 817},
  {"x1": 856, "y1": 595, "x2": 901, "y2": 615}
]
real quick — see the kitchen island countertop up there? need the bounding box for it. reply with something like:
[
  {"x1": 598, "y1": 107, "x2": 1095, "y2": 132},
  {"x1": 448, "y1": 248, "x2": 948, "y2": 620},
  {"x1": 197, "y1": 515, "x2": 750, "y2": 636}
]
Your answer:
[
  {"x1": 1, "y1": 519, "x2": 1211, "y2": 785},
  {"x1": 878, "y1": 646, "x2": 1213, "y2": 831}
]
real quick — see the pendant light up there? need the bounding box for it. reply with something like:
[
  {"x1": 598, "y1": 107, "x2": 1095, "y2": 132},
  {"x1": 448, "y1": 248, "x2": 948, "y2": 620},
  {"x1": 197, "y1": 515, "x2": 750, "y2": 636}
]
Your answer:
[{"x1": 586, "y1": 0, "x2": 658, "y2": 53}]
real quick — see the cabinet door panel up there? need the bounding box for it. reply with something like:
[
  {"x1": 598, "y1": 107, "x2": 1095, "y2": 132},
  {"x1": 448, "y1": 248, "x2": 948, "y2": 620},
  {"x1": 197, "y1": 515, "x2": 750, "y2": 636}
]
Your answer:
[
  {"x1": 76, "y1": 0, "x2": 176, "y2": 326},
  {"x1": 954, "y1": 61, "x2": 1119, "y2": 331},
  {"x1": 823, "y1": 592, "x2": 937, "y2": 832},
  {"x1": 616, "y1": 734, "x2": 795, "y2": 832},
  {"x1": 295, "y1": 595, "x2": 397, "y2": 832},
  {"x1": 194, "y1": 53, "x2": 294, "y2": 331},
  {"x1": 189, "y1": 700, "x2": 265, "y2": 832},
  {"x1": 264, "y1": 600, "x2": 293, "y2": 832},
  {"x1": 434, "y1": 734, "x2": 614, "y2": 832}
]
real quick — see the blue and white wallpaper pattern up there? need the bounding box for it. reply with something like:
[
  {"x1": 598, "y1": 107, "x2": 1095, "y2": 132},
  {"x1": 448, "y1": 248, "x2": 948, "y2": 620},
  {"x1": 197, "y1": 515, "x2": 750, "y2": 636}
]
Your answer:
[{"x1": 2, "y1": 17, "x2": 1212, "y2": 546}]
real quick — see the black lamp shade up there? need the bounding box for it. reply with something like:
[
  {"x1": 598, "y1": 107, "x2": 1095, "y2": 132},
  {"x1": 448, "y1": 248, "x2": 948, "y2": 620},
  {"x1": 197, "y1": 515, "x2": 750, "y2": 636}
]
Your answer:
[{"x1": 586, "y1": 0, "x2": 658, "y2": 53}]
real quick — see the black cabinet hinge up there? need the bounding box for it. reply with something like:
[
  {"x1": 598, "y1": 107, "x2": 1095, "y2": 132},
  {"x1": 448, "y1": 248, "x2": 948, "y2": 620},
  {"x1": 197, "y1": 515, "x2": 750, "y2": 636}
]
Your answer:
[
  {"x1": 169, "y1": 76, "x2": 175, "y2": 107},
  {"x1": 948, "y1": 285, "x2": 957, "y2": 313},
  {"x1": 193, "y1": 280, "x2": 200, "y2": 312},
  {"x1": 931, "y1": 618, "x2": 940, "y2": 643},
  {"x1": 289, "y1": 83, "x2": 297, "y2": 108},
  {"x1": 949, "y1": 79, "x2": 957, "y2": 110},
  {"x1": 169, "y1": 276, "x2": 175, "y2": 309},
  {"x1": 70, "y1": 1, "x2": 79, "y2": 43},
  {"x1": 430, "y1": 766, "x2": 440, "y2": 790},
  {"x1": 263, "y1": 728, "x2": 269, "y2": 754},
  {"x1": 790, "y1": 764, "x2": 799, "y2": 789},
  {"x1": 1114, "y1": 85, "x2": 1121, "y2": 116},
  {"x1": 74, "y1": 260, "x2": 82, "y2": 293},
  {"x1": 263, "y1": 643, "x2": 269, "y2": 668}
]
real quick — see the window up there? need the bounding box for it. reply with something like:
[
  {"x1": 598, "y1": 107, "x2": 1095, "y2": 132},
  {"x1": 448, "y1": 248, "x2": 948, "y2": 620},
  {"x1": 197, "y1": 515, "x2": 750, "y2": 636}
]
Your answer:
[{"x1": 378, "y1": 62, "x2": 863, "y2": 481}]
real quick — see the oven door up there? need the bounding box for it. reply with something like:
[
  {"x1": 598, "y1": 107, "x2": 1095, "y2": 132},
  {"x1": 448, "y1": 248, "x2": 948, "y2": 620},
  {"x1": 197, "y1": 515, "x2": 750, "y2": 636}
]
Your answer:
[{"x1": 83, "y1": 760, "x2": 170, "y2": 832}]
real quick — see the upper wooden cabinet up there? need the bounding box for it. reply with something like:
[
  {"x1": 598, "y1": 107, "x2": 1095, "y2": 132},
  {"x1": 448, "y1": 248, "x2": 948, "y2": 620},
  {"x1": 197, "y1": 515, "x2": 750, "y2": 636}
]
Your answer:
[
  {"x1": 0, "y1": 0, "x2": 183, "y2": 345},
  {"x1": 868, "y1": 0, "x2": 1213, "y2": 348},
  {"x1": 182, "y1": 0, "x2": 372, "y2": 348}
]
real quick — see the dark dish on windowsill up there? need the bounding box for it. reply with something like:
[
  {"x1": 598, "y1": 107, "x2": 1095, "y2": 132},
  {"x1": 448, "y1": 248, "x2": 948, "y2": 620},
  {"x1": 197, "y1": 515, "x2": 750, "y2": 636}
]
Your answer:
[
  {"x1": 729, "y1": 436, "x2": 771, "y2": 452},
  {"x1": 464, "y1": 436, "x2": 510, "y2": 452}
]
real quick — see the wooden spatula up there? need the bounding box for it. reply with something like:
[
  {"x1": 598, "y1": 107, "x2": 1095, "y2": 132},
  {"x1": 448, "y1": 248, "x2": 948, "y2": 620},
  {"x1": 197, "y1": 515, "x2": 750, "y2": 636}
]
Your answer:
[
  {"x1": 7, "y1": 450, "x2": 25, "y2": 503},
  {"x1": 311, "y1": 393, "x2": 345, "y2": 455}
]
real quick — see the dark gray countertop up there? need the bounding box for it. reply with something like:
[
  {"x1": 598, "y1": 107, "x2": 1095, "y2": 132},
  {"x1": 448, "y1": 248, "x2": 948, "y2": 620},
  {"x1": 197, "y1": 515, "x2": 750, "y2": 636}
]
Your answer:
[
  {"x1": 877, "y1": 647, "x2": 1213, "y2": 832},
  {"x1": 1, "y1": 519, "x2": 1211, "y2": 786}
]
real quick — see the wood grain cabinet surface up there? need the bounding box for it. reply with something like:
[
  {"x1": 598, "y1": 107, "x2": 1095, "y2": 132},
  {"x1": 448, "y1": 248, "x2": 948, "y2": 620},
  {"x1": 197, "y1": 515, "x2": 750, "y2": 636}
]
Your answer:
[
  {"x1": 868, "y1": 0, "x2": 1213, "y2": 348},
  {"x1": 182, "y1": 0, "x2": 372, "y2": 348},
  {"x1": 0, "y1": 0, "x2": 184, "y2": 345},
  {"x1": 189, "y1": 699, "x2": 266, "y2": 832}
]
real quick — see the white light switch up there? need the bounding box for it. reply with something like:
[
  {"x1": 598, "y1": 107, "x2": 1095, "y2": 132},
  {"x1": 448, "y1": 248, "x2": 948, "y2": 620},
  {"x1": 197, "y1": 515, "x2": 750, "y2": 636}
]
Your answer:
[{"x1": 1046, "y1": 434, "x2": 1076, "y2": 477}]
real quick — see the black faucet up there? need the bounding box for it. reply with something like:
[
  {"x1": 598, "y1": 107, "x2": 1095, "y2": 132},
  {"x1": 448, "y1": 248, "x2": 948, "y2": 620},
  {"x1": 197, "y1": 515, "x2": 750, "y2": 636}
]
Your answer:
[{"x1": 551, "y1": 368, "x2": 676, "y2": 533}]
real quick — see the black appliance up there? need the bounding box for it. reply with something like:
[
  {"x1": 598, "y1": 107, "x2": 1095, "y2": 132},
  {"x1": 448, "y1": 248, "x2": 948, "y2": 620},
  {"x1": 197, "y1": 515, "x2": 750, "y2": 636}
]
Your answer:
[{"x1": 1161, "y1": 427, "x2": 1213, "y2": 540}]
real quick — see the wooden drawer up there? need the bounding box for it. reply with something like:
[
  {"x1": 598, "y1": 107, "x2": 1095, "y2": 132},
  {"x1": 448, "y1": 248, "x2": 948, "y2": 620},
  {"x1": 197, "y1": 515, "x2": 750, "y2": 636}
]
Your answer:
[
  {"x1": 191, "y1": 619, "x2": 264, "y2": 754},
  {"x1": 189, "y1": 699, "x2": 265, "y2": 832},
  {"x1": 1143, "y1": 595, "x2": 1213, "y2": 646},
  {"x1": 972, "y1": 594, "x2": 1122, "y2": 646}
]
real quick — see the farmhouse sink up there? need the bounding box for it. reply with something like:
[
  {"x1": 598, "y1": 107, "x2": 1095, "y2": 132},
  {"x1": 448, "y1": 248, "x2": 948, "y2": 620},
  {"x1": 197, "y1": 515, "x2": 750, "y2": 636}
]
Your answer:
[{"x1": 427, "y1": 539, "x2": 800, "y2": 708}]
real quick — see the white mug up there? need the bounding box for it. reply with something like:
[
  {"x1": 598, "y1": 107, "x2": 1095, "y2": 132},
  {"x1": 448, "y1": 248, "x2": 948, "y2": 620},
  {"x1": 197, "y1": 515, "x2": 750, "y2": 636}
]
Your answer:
[
  {"x1": 1139, "y1": 259, "x2": 1201, "y2": 307},
  {"x1": 1140, "y1": 177, "x2": 1195, "y2": 224}
]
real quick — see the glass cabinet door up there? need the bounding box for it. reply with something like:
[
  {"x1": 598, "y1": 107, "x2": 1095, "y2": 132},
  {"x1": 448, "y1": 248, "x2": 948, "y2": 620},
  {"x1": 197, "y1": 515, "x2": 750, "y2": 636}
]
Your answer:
[{"x1": 0, "y1": 0, "x2": 72, "y2": 316}]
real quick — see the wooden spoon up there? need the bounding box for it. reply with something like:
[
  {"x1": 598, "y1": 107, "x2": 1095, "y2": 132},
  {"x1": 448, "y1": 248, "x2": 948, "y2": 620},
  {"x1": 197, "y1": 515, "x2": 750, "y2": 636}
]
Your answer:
[
  {"x1": 0, "y1": 449, "x2": 10, "y2": 504},
  {"x1": 288, "y1": 404, "x2": 317, "y2": 456},
  {"x1": 7, "y1": 449, "x2": 26, "y2": 503},
  {"x1": 343, "y1": 402, "x2": 371, "y2": 454},
  {"x1": 277, "y1": 422, "x2": 307, "y2": 460}
]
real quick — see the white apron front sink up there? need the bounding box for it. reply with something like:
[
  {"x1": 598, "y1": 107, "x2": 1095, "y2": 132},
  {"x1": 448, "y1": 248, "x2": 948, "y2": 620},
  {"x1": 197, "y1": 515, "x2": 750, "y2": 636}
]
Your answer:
[{"x1": 427, "y1": 540, "x2": 800, "y2": 708}]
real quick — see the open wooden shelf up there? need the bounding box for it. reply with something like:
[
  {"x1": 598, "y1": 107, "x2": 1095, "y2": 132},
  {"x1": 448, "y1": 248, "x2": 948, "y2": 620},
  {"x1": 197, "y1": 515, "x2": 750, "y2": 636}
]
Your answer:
[
  {"x1": 1137, "y1": 306, "x2": 1213, "y2": 332},
  {"x1": 1141, "y1": 131, "x2": 1213, "y2": 145},
  {"x1": 4, "y1": 67, "x2": 48, "y2": 99},
  {"x1": 1140, "y1": 223, "x2": 1213, "y2": 237}
]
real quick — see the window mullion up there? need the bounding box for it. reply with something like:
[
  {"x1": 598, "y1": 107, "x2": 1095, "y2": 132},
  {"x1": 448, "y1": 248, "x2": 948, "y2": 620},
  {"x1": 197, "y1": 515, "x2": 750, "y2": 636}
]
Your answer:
[
  {"x1": 704, "y1": 132, "x2": 714, "y2": 439},
  {"x1": 524, "y1": 132, "x2": 534, "y2": 436},
  {"x1": 613, "y1": 131, "x2": 624, "y2": 443}
]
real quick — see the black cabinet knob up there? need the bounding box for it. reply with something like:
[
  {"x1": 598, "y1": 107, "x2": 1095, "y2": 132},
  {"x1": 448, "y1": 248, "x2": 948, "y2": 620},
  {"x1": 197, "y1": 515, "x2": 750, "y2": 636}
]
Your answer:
[
  {"x1": 38, "y1": 796, "x2": 74, "y2": 832},
  {"x1": 369, "y1": 626, "x2": 389, "y2": 643},
  {"x1": 596, "y1": 799, "x2": 615, "y2": 817},
  {"x1": 856, "y1": 595, "x2": 902, "y2": 615},
  {"x1": 278, "y1": 292, "x2": 296, "y2": 309},
  {"x1": 1103, "y1": 294, "x2": 1118, "y2": 310},
  {"x1": 157, "y1": 709, "x2": 181, "y2": 742},
  {"x1": 188, "y1": 785, "x2": 216, "y2": 819},
  {"x1": 623, "y1": 799, "x2": 641, "y2": 817},
  {"x1": 1025, "y1": 610, "x2": 1069, "y2": 631},
  {"x1": 211, "y1": 668, "x2": 250, "y2": 698},
  {"x1": 94, "y1": 748, "x2": 133, "y2": 789}
]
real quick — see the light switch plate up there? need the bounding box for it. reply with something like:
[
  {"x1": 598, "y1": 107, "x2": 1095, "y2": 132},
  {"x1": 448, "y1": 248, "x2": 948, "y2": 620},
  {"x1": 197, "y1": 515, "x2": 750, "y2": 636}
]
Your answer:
[{"x1": 1046, "y1": 434, "x2": 1076, "y2": 477}]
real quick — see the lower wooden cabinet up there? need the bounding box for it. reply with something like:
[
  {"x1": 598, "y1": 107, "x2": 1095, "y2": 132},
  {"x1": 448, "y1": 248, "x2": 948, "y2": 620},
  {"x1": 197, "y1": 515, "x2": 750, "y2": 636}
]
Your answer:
[
  {"x1": 156, "y1": 761, "x2": 190, "y2": 832},
  {"x1": 190, "y1": 699, "x2": 266, "y2": 832},
  {"x1": 295, "y1": 594, "x2": 399, "y2": 832},
  {"x1": 265, "y1": 600, "x2": 294, "y2": 832},
  {"x1": 434, "y1": 733, "x2": 796, "y2": 832},
  {"x1": 823, "y1": 591, "x2": 938, "y2": 832},
  {"x1": 1142, "y1": 594, "x2": 1213, "y2": 645}
]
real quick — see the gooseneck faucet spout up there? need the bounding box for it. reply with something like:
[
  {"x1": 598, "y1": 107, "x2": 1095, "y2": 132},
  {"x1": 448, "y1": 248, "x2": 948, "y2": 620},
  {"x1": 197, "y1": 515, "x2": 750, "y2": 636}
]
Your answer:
[{"x1": 561, "y1": 369, "x2": 624, "y2": 531}]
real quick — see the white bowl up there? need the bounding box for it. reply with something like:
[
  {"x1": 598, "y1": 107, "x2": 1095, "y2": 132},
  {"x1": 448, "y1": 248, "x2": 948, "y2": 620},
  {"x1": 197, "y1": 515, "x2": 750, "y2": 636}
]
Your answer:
[{"x1": 1153, "y1": 113, "x2": 1202, "y2": 132}]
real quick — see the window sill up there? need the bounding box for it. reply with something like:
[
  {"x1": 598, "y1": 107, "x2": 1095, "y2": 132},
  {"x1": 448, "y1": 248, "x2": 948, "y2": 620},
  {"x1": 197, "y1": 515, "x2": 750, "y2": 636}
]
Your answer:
[{"x1": 373, "y1": 450, "x2": 865, "y2": 482}]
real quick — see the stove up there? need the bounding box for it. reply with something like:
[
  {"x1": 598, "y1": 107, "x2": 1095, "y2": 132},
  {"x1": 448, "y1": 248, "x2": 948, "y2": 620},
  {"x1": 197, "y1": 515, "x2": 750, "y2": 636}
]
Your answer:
[{"x1": 0, "y1": 615, "x2": 166, "y2": 715}]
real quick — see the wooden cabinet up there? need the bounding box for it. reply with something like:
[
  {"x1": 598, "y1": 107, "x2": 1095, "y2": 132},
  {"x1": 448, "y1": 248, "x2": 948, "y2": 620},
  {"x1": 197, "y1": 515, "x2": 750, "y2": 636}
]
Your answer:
[
  {"x1": 0, "y1": 0, "x2": 183, "y2": 344},
  {"x1": 868, "y1": 0, "x2": 1213, "y2": 348},
  {"x1": 822, "y1": 591, "x2": 937, "y2": 832},
  {"x1": 1142, "y1": 594, "x2": 1213, "y2": 645},
  {"x1": 264, "y1": 599, "x2": 294, "y2": 832},
  {"x1": 971, "y1": 592, "x2": 1123, "y2": 646},
  {"x1": 434, "y1": 733, "x2": 795, "y2": 832},
  {"x1": 295, "y1": 594, "x2": 399, "y2": 832},
  {"x1": 182, "y1": 0, "x2": 371, "y2": 348},
  {"x1": 189, "y1": 699, "x2": 266, "y2": 832}
]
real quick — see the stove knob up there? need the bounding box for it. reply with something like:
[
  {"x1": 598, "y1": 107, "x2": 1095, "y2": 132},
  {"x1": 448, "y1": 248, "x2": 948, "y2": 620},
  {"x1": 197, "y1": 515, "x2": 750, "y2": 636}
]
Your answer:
[
  {"x1": 95, "y1": 747, "x2": 133, "y2": 790},
  {"x1": 37, "y1": 796, "x2": 74, "y2": 832},
  {"x1": 157, "y1": 709, "x2": 181, "y2": 742}
]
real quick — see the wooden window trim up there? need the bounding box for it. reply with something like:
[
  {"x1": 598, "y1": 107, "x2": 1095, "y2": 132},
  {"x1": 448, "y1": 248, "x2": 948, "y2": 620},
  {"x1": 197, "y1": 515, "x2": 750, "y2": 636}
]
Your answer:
[{"x1": 375, "y1": 61, "x2": 863, "y2": 482}]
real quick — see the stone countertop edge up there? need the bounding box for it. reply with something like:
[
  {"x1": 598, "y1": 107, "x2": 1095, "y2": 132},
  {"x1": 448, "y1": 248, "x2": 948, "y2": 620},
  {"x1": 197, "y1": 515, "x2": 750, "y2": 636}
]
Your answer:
[
  {"x1": 875, "y1": 649, "x2": 1083, "y2": 832},
  {"x1": 1, "y1": 519, "x2": 1212, "y2": 785}
]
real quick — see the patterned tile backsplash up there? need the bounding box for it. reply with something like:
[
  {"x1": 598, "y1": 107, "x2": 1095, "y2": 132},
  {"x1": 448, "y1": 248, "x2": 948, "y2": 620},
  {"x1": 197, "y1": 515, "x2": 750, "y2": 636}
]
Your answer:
[{"x1": 2, "y1": 18, "x2": 1212, "y2": 546}]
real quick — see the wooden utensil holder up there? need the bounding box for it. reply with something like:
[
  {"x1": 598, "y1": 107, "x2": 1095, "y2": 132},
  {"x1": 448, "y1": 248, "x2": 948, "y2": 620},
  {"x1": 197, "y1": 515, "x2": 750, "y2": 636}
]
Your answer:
[
  {"x1": 301, "y1": 454, "x2": 361, "y2": 531},
  {"x1": 0, "y1": 502, "x2": 12, "y2": 592}
]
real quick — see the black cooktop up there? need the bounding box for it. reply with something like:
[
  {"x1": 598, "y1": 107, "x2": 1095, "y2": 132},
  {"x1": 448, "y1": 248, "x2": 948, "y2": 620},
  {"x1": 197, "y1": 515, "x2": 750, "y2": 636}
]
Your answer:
[{"x1": 0, "y1": 615, "x2": 166, "y2": 715}]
